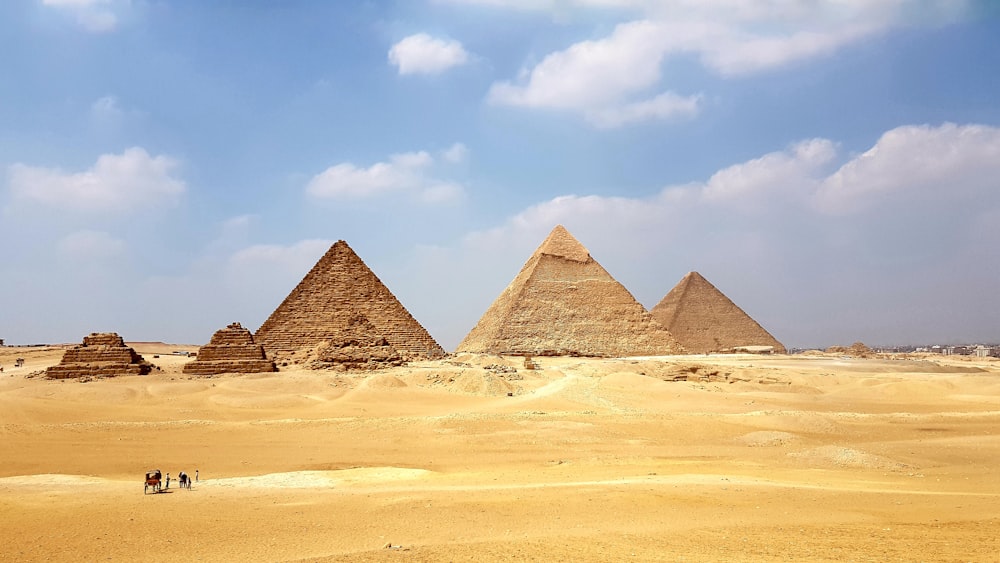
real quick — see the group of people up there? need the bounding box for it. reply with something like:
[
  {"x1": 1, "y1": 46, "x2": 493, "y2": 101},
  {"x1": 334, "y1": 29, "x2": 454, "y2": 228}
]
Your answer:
[
  {"x1": 0, "y1": 358, "x2": 26, "y2": 373},
  {"x1": 164, "y1": 469, "x2": 199, "y2": 490}
]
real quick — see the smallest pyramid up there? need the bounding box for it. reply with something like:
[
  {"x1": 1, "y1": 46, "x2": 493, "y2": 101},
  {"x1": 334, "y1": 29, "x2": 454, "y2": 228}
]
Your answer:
[
  {"x1": 46, "y1": 333, "x2": 152, "y2": 379},
  {"x1": 650, "y1": 272, "x2": 785, "y2": 354},
  {"x1": 183, "y1": 322, "x2": 277, "y2": 375}
]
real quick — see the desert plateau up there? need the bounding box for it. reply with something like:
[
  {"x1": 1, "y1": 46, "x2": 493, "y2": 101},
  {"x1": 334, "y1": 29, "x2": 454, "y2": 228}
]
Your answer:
[{"x1": 2, "y1": 345, "x2": 998, "y2": 562}]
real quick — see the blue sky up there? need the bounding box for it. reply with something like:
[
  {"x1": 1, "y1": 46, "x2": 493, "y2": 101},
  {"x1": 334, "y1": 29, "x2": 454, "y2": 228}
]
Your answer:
[{"x1": 2, "y1": 0, "x2": 999, "y2": 350}]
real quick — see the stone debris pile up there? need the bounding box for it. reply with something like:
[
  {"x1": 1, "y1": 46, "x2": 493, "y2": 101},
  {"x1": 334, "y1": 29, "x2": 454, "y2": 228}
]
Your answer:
[{"x1": 307, "y1": 313, "x2": 405, "y2": 371}]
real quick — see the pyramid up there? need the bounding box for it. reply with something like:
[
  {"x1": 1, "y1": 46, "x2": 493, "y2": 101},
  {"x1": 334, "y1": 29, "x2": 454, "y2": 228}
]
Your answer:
[
  {"x1": 649, "y1": 271, "x2": 785, "y2": 354},
  {"x1": 254, "y1": 240, "x2": 445, "y2": 359},
  {"x1": 46, "y1": 333, "x2": 153, "y2": 379},
  {"x1": 456, "y1": 225, "x2": 684, "y2": 357},
  {"x1": 183, "y1": 322, "x2": 277, "y2": 375}
]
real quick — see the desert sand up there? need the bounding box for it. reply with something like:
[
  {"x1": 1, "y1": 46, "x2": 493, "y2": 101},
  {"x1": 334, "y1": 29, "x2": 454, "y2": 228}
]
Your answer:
[{"x1": 1, "y1": 346, "x2": 998, "y2": 561}]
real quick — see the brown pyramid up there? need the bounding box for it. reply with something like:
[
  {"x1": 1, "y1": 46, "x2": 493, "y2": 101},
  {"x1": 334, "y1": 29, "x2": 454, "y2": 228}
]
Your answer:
[
  {"x1": 456, "y1": 225, "x2": 684, "y2": 357},
  {"x1": 46, "y1": 332, "x2": 152, "y2": 379},
  {"x1": 650, "y1": 271, "x2": 785, "y2": 354},
  {"x1": 183, "y1": 322, "x2": 277, "y2": 375},
  {"x1": 254, "y1": 240, "x2": 444, "y2": 359}
]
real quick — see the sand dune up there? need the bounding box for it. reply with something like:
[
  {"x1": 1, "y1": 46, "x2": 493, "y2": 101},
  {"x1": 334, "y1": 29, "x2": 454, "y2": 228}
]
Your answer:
[{"x1": 1, "y1": 349, "x2": 998, "y2": 561}]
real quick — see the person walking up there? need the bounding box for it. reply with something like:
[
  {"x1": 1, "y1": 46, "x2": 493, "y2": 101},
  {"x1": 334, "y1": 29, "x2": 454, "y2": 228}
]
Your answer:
[
  {"x1": 165, "y1": 473, "x2": 170, "y2": 489},
  {"x1": 195, "y1": 469, "x2": 199, "y2": 483}
]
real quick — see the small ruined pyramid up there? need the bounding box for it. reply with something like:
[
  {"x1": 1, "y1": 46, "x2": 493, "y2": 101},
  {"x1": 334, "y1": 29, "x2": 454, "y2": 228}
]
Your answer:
[
  {"x1": 183, "y1": 322, "x2": 277, "y2": 375},
  {"x1": 457, "y1": 225, "x2": 684, "y2": 357},
  {"x1": 255, "y1": 240, "x2": 444, "y2": 359},
  {"x1": 46, "y1": 332, "x2": 153, "y2": 379},
  {"x1": 650, "y1": 271, "x2": 786, "y2": 354}
]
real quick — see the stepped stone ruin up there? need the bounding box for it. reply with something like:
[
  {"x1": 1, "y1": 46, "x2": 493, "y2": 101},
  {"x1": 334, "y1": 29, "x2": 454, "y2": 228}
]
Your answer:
[
  {"x1": 182, "y1": 322, "x2": 277, "y2": 375},
  {"x1": 255, "y1": 240, "x2": 445, "y2": 361},
  {"x1": 457, "y1": 225, "x2": 684, "y2": 357},
  {"x1": 650, "y1": 271, "x2": 786, "y2": 354},
  {"x1": 46, "y1": 333, "x2": 153, "y2": 379}
]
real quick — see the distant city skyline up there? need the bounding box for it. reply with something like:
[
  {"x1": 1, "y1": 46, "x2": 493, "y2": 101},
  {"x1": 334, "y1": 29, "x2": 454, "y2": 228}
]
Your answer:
[{"x1": 2, "y1": 1, "x2": 999, "y2": 350}]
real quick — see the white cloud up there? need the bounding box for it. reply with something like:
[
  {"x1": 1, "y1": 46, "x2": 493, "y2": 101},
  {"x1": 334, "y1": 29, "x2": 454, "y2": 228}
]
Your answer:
[
  {"x1": 481, "y1": 1, "x2": 974, "y2": 126},
  {"x1": 699, "y1": 25, "x2": 877, "y2": 76},
  {"x1": 586, "y1": 91, "x2": 701, "y2": 128},
  {"x1": 442, "y1": 142, "x2": 469, "y2": 163},
  {"x1": 489, "y1": 20, "x2": 673, "y2": 110},
  {"x1": 7, "y1": 147, "x2": 186, "y2": 213},
  {"x1": 56, "y1": 230, "x2": 126, "y2": 261},
  {"x1": 701, "y1": 138, "x2": 838, "y2": 205},
  {"x1": 816, "y1": 123, "x2": 1000, "y2": 214},
  {"x1": 306, "y1": 146, "x2": 466, "y2": 203},
  {"x1": 388, "y1": 33, "x2": 470, "y2": 75}
]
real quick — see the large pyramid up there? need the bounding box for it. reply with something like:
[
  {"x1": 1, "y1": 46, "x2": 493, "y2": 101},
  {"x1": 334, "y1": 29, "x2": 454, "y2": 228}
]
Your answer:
[
  {"x1": 650, "y1": 271, "x2": 785, "y2": 354},
  {"x1": 255, "y1": 241, "x2": 445, "y2": 359},
  {"x1": 456, "y1": 225, "x2": 684, "y2": 357}
]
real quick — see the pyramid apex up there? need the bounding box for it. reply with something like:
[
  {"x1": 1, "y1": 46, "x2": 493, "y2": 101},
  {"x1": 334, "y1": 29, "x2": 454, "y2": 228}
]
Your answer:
[
  {"x1": 683, "y1": 271, "x2": 709, "y2": 283},
  {"x1": 535, "y1": 225, "x2": 590, "y2": 263}
]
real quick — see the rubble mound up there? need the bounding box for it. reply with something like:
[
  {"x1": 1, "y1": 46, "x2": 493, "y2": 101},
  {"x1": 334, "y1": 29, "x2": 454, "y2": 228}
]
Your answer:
[
  {"x1": 309, "y1": 314, "x2": 405, "y2": 371},
  {"x1": 45, "y1": 333, "x2": 153, "y2": 379},
  {"x1": 183, "y1": 322, "x2": 277, "y2": 375},
  {"x1": 826, "y1": 342, "x2": 874, "y2": 358}
]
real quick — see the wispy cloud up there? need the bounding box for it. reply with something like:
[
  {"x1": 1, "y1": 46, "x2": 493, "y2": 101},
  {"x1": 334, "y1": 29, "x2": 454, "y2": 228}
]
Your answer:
[
  {"x1": 306, "y1": 145, "x2": 467, "y2": 203},
  {"x1": 388, "y1": 33, "x2": 470, "y2": 75}
]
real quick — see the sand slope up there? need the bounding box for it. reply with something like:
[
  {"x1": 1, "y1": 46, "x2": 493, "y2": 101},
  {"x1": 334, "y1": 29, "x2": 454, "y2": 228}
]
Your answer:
[{"x1": 1, "y1": 348, "x2": 998, "y2": 561}]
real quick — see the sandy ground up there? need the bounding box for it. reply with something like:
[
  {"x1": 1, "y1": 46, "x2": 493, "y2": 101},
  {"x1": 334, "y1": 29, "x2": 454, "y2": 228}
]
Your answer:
[{"x1": 1, "y1": 346, "x2": 998, "y2": 562}]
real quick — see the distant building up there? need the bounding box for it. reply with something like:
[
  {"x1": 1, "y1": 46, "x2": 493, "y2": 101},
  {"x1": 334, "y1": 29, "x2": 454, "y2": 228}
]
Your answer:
[
  {"x1": 0, "y1": 338, "x2": 4, "y2": 346},
  {"x1": 975, "y1": 346, "x2": 990, "y2": 358}
]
